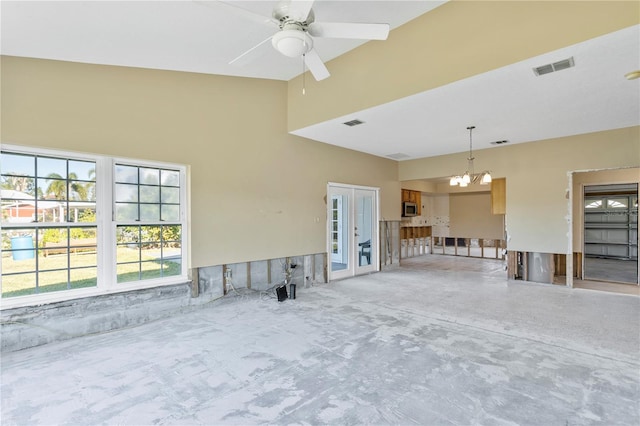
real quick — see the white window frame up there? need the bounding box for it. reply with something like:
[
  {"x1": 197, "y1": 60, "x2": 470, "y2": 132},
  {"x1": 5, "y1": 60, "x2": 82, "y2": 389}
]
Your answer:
[{"x1": 1, "y1": 144, "x2": 189, "y2": 309}]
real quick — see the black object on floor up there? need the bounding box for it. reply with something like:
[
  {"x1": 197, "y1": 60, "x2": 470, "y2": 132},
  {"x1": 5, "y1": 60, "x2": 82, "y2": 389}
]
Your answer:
[
  {"x1": 276, "y1": 285, "x2": 288, "y2": 302},
  {"x1": 289, "y1": 283, "x2": 296, "y2": 299}
]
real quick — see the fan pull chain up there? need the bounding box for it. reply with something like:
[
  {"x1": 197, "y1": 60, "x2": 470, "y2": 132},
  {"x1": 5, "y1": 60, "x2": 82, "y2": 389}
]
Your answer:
[{"x1": 302, "y1": 54, "x2": 306, "y2": 95}]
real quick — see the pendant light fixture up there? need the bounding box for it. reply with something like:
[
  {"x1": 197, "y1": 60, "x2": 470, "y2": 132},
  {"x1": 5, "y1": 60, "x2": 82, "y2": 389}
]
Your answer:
[{"x1": 450, "y1": 126, "x2": 492, "y2": 187}]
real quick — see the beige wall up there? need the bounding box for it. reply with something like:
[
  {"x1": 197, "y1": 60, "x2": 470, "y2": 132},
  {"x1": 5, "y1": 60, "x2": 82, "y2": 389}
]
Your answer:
[
  {"x1": 421, "y1": 193, "x2": 450, "y2": 237},
  {"x1": 400, "y1": 127, "x2": 640, "y2": 253},
  {"x1": 3, "y1": 0, "x2": 638, "y2": 265},
  {"x1": 572, "y1": 168, "x2": 640, "y2": 252},
  {"x1": 1, "y1": 56, "x2": 400, "y2": 268},
  {"x1": 449, "y1": 193, "x2": 504, "y2": 240},
  {"x1": 401, "y1": 180, "x2": 436, "y2": 193},
  {"x1": 282, "y1": 0, "x2": 639, "y2": 259},
  {"x1": 287, "y1": 1, "x2": 638, "y2": 131}
]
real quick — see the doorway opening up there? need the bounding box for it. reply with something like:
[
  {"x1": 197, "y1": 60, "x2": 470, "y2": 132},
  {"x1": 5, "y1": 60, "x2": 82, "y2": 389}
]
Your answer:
[
  {"x1": 583, "y1": 183, "x2": 638, "y2": 285},
  {"x1": 328, "y1": 183, "x2": 379, "y2": 281}
]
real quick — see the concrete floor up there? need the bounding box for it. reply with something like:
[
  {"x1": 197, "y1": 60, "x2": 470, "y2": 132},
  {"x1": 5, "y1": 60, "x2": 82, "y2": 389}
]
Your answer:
[
  {"x1": 2, "y1": 255, "x2": 639, "y2": 425},
  {"x1": 572, "y1": 278, "x2": 640, "y2": 296},
  {"x1": 584, "y1": 256, "x2": 638, "y2": 284}
]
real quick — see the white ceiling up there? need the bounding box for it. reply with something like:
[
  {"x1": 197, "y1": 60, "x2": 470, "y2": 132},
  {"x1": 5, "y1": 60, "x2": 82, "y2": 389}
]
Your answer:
[
  {"x1": 2, "y1": 1, "x2": 639, "y2": 161},
  {"x1": 0, "y1": 0, "x2": 444, "y2": 81},
  {"x1": 293, "y1": 25, "x2": 640, "y2": 160}
]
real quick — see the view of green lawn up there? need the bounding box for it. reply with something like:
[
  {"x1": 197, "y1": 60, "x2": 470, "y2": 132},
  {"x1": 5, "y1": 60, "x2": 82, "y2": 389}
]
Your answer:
[{"x1": 1, "y1": 248, "x2": 181, "y2": 297}]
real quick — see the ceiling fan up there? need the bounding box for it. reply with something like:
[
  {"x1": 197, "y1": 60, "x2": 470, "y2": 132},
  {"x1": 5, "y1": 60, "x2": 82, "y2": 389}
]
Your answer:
[{"x1": 217, "y1": 0, "x2": 390, "y2": 81}]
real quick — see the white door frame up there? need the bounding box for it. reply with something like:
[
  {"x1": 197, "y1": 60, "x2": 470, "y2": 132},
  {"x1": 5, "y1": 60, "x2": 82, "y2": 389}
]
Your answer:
[
  {"x1": 330, "y1": 194, "x2": 344, "y2": 264},
  {"x1": 329, "y1": 187, "x2": 350, "y2": 269},
  {"x1": 327, "y1": 182, "x2": 380, "y2": 281}
]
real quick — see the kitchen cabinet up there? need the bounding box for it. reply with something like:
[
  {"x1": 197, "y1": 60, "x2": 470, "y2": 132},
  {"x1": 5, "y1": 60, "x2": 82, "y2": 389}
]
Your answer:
[
  {"x1": 491, "y1": 178, "x2": 506, "y2": 215},
  {"x1": 401, "y1": 189, "x2": 422, "y2": 215},
  {"x1": 400, "y1": 226, "x2": 432, "y2": 258}
]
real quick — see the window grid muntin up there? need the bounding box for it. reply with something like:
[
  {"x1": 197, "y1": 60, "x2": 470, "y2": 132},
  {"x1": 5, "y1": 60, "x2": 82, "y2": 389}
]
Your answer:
[
  {"x1": 114, "y1": 162, "x2": 183, "y2": 286},
  {"x1": 115, "y1": 224, "x2": 182, "y2": 283},
  {"x1": 114, "y1": 163, "x2": 180, "y2": 223},
  {"x1": 1, "y1": 225, "x2": 98, "y2": 297},
  {"x1": 2, "y1": 146, "x2": 187, "y2": 303},
  {"x1": 0, "y1": 154, "x2": 97, "y2": 224}
]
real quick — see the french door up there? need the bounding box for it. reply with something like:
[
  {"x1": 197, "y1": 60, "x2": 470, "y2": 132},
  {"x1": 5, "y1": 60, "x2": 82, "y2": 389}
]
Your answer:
[{"x1": 328, "y1": 183, "x2": 379, "y2": 280}]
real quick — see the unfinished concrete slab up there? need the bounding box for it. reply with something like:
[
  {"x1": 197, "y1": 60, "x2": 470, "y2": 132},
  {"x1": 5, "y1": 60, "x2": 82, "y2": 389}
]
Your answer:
[
  {"x1": 1, "y1": 256, "x2": 638, "y2": 425},
  {"x1": 584, "y1": 257, "x2": 638, "y2": 284}
]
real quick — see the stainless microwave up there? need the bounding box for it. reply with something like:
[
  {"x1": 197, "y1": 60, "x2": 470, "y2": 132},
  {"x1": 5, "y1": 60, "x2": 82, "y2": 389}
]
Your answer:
[{"x1": 403, "y1": 202, "x2": 418, "y2": 217}]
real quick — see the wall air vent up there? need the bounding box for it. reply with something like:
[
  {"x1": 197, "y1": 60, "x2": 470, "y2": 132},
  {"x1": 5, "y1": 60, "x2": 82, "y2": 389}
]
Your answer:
[
  {"x1": 490, "y1": 140, "x2": 509, "y2": 145},
  {"x1": 343, "y1": 119, "x2": 364, "y2": 127},
  {"x1": 386, "y1": 153, "x2": 411, "y2": 160},
  {"x1": 533, "y1": 57, "x2": 575, "y2": 76}
]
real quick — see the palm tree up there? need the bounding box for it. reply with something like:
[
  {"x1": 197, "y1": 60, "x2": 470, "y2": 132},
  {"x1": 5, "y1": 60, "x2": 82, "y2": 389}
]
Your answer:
[
  {"x1": 71, "y1": 178, "x2": 88, "y2": 201},
  {"x1": 86, "y1": 167, "x2": 96, "y2": 201},
  {"x1": 2, "y1": 175, "x2": 35, "y2": 195},
  {"x1": 45, "y1": 172, "x2": 88, "y2": 200},
  {"x1": 44, "y1": 173, "x2": 67, "y2": 200}
]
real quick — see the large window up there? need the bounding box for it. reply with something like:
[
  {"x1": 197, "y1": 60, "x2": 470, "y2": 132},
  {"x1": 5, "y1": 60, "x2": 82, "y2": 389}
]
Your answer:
[
  {"x1": 114, "y1": 164, "x2": 183, "y2": 283},
  {"x1": 1, "y1": 146, "x2": 187, "y2": 304}
]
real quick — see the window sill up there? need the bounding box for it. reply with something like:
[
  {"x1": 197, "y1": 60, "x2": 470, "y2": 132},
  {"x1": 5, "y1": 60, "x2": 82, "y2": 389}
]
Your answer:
[{"x1": 0, "y1": 276, "x2": 190, "y2": 311}]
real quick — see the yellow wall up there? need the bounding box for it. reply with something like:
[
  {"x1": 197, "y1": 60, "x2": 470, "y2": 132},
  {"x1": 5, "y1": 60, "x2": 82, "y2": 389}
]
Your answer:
[
  {"x1": 400, "y1": 127, "x2": 640, "y2": 253},
  {"x1": 449, "y1": 192, "x2": 504, "y2": 240},
  {"x1": 283, "y1": 0, "x2": 640, "y2": 257},
  {"x1": 401, "y1": 180, "x2": 436, "y2": 194},
  {"x1": 287, "y1": 1, "x2": 639, "y2": 131},
  {"x1": 2, "y1": 0, "x2": 638, "y2": 265},
  {"x1": 1, "y1": 56, "x2": 400, "y2": 268}
]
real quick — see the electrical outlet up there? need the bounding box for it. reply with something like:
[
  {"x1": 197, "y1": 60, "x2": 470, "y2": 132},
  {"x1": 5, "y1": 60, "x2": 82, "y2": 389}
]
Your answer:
[{"x1": 224, "y1": 269, "x2": 232, "y2": 279}]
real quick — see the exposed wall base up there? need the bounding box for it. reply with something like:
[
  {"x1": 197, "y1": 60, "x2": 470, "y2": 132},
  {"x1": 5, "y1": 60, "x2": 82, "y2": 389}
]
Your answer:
[
  {"x1": 507, "y1": 251, "x2": 581, "y2": 285},
  {"x1": 554, "y1": 253, "x2": 583, "y2": 279},
  {"x1": 198, "y1": 253, "x2": 327, "y2": 296},
  {"x1": 1, "y1": 253, "x2": 327, "y2": 353},
  {"x1": 380, "y1": 221, "x2": 401, "y2": 270}
]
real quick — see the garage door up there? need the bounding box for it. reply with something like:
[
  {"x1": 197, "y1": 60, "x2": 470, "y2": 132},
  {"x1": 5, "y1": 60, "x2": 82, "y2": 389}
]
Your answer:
[{"x1": 584, "y1": 184, "x2": 638, "y2": 260}]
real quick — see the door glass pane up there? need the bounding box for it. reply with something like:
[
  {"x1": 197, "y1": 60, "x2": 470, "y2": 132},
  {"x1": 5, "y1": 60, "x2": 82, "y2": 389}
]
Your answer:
[
  {"x1": 330, "y1": 194, "x2": 348, "y2": 271},
  {"x1": 356, "y1": 190, "x2": 374, "y2": 267}
]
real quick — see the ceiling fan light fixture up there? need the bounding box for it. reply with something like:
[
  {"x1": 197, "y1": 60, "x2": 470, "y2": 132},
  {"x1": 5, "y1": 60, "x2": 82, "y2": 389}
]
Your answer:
[
  {"x1": 625, "y1": 70, "x2": 640, "y2": 80},
  {"x1": 272, "y1": 29, "x2": 313, "y2": 57}
]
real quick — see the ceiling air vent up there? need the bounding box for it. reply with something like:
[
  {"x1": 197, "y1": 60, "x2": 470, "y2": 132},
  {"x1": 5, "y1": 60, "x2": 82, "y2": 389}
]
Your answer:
[
  {"x1": 490, "y1": 140, "x2": 509, "y2": 145},
  {"x1": 533, "y1": 57, "x2": 575, "y2": 76},
  {"x1": 386, "y1": 153, "x2": 411, "y2": 160},
  {"x1": 343, "y1": 119, "x2": 364, "y2": 127}
]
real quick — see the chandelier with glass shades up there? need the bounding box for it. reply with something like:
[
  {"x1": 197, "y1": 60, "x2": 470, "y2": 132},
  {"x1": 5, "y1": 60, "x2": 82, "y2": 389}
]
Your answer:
[{"x1": 450, "y1": 126, "x2": 492, "y2": 187}]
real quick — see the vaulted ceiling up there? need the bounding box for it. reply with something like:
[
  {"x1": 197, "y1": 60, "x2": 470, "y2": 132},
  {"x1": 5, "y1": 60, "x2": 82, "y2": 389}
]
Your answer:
[{"x1": 2, "y1": 1, "x2": 639, "y2": 160}]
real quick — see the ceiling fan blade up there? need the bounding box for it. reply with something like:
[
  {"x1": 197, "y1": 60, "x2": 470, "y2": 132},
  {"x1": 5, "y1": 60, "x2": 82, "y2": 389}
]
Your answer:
[
  {"x1": 304, "y1": 49, "x2": 330, "y2": 81},
  {"x1": 287, "y1": 0, "x2": 315, "y2": 22},
  {"x1": 197, "y1": 1, "x2": 278, "y2": 27},
  {"x1": 229, "y1": 35, "x2": 273, "y2": 65},
  {"x1": 308, "y1": 22, "x2": 390, "y2": 40}
]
